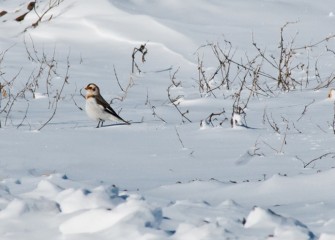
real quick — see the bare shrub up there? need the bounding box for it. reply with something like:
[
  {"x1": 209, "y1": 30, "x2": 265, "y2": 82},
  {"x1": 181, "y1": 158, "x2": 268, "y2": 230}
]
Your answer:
[
  {"x1": 198, "y1": 22, "x2": 335, "y2": 93},
  {"x1": 132, "y1": 43, "x2": 148, "y2": 74},
  {"x1": 195, "y1": 40, "x2": 239, "y2": 97},
  {"x1": 110, "y1": 65, "x2": 134, "y2": 103},
  {"x1": 195, "y1": 22, "x2": 335, "y2": 129},
  {"x1": 0, "y1": 37, "x2": 70, "y2": 130},
  {"x1": 296, "y1": 152, "x2": 335, "y2": 168},
  {"x1": 167, "y1": 68, "x2": 191, "y2": 123},
  {"x1": 27, "y1": 0, "x2": 64, "y2": 30},
  {"x1": 38, "y1": 53, "x2": 70, "y2": 131},
  {"x1": 200, "y1": 109, "x2": 227, "y2": 127}
]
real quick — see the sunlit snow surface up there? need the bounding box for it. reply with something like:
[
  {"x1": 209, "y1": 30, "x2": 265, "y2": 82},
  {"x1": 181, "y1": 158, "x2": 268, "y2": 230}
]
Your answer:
[{"x1": 1, "y1": 0, "x2": 335, "y2": 239}]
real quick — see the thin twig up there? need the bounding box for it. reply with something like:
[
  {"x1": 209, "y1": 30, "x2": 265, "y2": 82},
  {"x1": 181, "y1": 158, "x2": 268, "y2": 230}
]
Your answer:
[
  {"x1": 297, "y1": 99, "x2": 315, "y2": 121},
  {"x1": 17, "y1": 102, "x2": 30, "y2": 129},
  {"x1": 132, "y1": 42, "x2": 148, "y2": 74},
  {"x1": 71, "y1": 94, "x2": 83, "y2": 111},
  {"x1": 113, "y1": 65, "x2": 125, "y2": 92},
  {"x1": 167, "y1": 84, "x2": 192, "y2": 123},
  {"x1": 296, "y1": 152, "x2": 335, "y2": 168},
  {"x1": 38, "y1": 54, "x2": 70, "y2": 131},
  {"x1": 175, "y1": 127, "x2": 185, "y2": 149}
]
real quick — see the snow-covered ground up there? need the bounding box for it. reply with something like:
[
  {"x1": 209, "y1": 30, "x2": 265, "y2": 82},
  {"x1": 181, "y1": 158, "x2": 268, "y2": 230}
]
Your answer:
[{"x1": 1, "y1": 0, "x2": 335, "y2": 239}]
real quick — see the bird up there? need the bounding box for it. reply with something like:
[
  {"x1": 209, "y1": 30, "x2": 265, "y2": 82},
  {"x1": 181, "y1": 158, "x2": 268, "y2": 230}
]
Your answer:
[
  {"x1": 328, "y1": 88, "x2": 335, "y2": 99},
  {"x1": 84, "y1": 83, "x2": 130, "y2": 128}
]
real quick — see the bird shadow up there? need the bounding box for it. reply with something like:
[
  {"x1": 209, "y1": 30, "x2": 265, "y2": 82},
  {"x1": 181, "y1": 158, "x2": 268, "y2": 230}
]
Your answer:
[
  {"x1": 99, "y1": 123, "x2": 129, "y2": 128},
  {"x1": 99, "y1": 120, "x2": 142, "y2": 128}
]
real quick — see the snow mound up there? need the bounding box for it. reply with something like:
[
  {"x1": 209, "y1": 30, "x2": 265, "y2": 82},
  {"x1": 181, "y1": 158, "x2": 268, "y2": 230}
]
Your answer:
[
  {"x1": 0, "y1": 199, "x2": 27, "y2": 219},
  {"x1": 24, "y1": 179, "x2": 63, "y2": 199},
  {"x1": 245, "y1": 206, "x2": 315, "y2": 240},
  {"x1": 60, "y1": 196, "x2": 162, "y2": 234},
  {"x1": 56, "y1": 185, "x2": 121, "y2": 214},
  {"x1": 320, "y1": 233, "x2": 335, "y2": 240},
  {"x1": 0, "y1": 174, "x2": 165, "y2": 239}
]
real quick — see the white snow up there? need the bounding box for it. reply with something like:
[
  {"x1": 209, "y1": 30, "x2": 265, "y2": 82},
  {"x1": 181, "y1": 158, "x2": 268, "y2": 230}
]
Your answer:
[{"x1": 1, "y1": 0, "x2": 335, "y2": 239}]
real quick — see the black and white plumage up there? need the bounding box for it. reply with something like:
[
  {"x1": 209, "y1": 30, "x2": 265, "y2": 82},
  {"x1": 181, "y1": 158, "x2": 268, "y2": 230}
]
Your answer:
[{"x1": 84, "y1": 83, "x2": 130, "y2": 128}]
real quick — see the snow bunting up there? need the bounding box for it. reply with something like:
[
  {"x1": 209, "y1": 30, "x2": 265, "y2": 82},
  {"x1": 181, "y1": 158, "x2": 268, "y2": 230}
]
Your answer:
[
  {"x1": 328, "y1": 88, "x2": 335, "y2": 99},
  {"x1": 85, "y1": 83, "x2": 130, "y2": 128}
]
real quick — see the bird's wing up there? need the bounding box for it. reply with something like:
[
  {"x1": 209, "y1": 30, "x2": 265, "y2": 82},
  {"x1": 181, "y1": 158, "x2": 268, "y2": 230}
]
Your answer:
[{"x1": 95, "y1": 95, "x2": 128, "y2": 123}]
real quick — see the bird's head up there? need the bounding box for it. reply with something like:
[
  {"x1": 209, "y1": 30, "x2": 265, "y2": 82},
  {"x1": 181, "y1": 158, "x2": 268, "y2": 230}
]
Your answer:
[{"x1": 85, "y1": 83, "x2": 100, "y2": 97}]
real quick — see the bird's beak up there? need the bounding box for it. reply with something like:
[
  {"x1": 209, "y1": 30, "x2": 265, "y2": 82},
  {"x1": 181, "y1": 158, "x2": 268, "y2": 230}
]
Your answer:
[{"x1": 84, "y1": 86, "x2": 89, "y2": 90}]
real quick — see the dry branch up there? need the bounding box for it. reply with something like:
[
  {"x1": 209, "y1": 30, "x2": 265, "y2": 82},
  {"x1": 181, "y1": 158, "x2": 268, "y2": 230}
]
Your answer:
[
  {"x1": 296, "y1": 152, "x2": 335, "y2": 168},
  {"x1": 132, "y1": 43, "x2": 148, "y2": 74},
  {"x1": 297, "y1": 99, "x2": 315, "y2": 121},
  {"x1": 38, "y1": 53, "x2": 70, "y2": 131}
]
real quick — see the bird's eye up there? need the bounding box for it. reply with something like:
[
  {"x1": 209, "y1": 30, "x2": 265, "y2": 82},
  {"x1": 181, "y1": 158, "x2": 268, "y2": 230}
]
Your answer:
[{"x1": 92, "y1": 88, "x2": 96, "y2": 91}]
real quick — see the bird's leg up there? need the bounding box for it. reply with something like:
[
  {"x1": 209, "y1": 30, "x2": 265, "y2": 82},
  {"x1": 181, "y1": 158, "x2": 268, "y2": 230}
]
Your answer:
[
  {"x1": 96, "y1": 120, "x2": 102, "y2": 128},
  {"x1": 101, "y1": 121, "x2": 104, "y2": 127}
]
